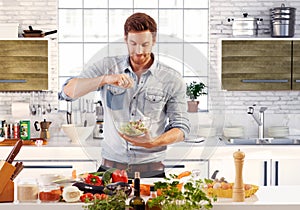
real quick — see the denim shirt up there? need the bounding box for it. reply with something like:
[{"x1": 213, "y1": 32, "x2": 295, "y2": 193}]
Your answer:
[{"x1": 59, "y1": 54, "x2": 191, "y2": 164}]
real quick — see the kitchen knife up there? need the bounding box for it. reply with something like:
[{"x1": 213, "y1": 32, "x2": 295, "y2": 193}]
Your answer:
[{"x1": 5, "y1": 140, "x2": 23, "y2": 164}]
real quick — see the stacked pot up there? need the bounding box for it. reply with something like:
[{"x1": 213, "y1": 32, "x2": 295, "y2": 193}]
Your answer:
[
  {"x1": 270, "y1": 4, "x2": 296, "y2": 37},
  {"x1": 228, "y1": 13, "x2": 263, "y2": 37}
]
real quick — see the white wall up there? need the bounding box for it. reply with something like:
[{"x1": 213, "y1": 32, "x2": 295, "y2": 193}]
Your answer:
[
  {"x1": 1, "y1": 0, "x2": 300, "y2": 138},
  {"x1": 209, "y1": 0, "x2": 300, "y2": 137}
]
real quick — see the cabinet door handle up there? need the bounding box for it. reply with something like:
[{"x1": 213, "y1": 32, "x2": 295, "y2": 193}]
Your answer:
[
  {"x1": 242, "y1": 79, "x2": 289, "y2": 83},
  {"x1": 164, "y1": 165, "x2": 185, "y2": 169},
  {"x1": 275, "y1": 161, "x2": 279, "y2": 186},
  {"x1": 295, "y1": 80, "x2": 300, "y2": 83},
  {"x1": 264, "y1": 161, "x2": 268, "y2": 186},
  {"x1": 0, "y1": 79, "x2": 27, "y2": 83},
  {"x1": 23, "y1": 165, "x2": 73, "y2": 169}
]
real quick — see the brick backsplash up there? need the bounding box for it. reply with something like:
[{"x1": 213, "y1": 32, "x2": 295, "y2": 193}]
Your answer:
[
  {"x1": 0, "y1": 0, "x2": 58, "y2": 119},
  {"x1": 210, "y1": 0, "x2": 300, "y2": 114},
  {"x1": 1, "y1": 0, "x2": 300, "y2": 134}
]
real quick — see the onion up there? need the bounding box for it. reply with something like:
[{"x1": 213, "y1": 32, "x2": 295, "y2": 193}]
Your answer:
[{"x1": 62, "y1": 186, "x2": 82, "y2": 202}]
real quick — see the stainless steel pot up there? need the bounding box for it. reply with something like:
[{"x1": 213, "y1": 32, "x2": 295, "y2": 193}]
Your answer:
[
  {"x1": 270, "y1": 4, "x2": 296, "y2": 37},
  {"x1": 228, "y1": 13, "x2": 263, "y2": 36}
]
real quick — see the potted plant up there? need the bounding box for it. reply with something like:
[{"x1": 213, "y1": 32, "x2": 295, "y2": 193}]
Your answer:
[{"x1": 186, "y1": 81, "x2": 207, "y2": 112}]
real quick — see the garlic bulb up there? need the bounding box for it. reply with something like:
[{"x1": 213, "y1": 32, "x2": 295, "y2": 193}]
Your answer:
[{"x1": 62, "y1": 186, "x2": 82, "y2": 202}]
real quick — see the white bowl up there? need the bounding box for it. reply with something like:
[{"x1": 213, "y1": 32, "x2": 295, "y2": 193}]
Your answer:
[
  {"x1": 223, "y1": 126, "x2": 244, "y2": 138},
  {"x1": 61, "y1": 124, "x2": 94, "y2": 143},
  {"x1": 197, "y1": 127, "x2": 217, "y2": 137},
  {"x1": 39, "y1": 174, "x2": 64, "y2": 185}
]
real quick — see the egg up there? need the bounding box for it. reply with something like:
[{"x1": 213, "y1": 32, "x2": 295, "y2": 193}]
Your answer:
[{"x1": 62, "y1": 186, "x2": 82, "y2": 202}]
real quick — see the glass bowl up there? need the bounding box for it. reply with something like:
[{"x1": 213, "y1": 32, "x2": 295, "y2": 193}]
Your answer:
[{"x1": 114, "y1": 116, "x2": 151, "y2": 137}]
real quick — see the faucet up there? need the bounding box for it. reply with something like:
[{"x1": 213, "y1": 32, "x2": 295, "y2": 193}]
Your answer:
[{"x1": 247, "y1": 106, "x2": 267, "y2": 140}]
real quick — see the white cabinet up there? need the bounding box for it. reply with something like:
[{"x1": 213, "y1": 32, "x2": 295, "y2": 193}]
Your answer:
[
  {"x1": 209, "y1": 158, "x2": 270, "y2": 186},
  {"x1": 164, "y1": 159, "x2": 209, "y2": 178},
  {"x1": 0, "y1": 146, "x2": 100, "y2": 180},
  {"x1": 13, "y1": 160, "x2": 98, "y2": 180},
  {"x1": 209, "y1": 147, "x2": 300, "y2": 186}
]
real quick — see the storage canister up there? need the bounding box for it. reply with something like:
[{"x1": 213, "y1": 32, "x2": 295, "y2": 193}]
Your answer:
[
  {"x1": 17, "y1": 178, "x2": 39, "y2": 203},
  {"x1": 270, "y1": 4, "x2": 296, "y2": 37}
]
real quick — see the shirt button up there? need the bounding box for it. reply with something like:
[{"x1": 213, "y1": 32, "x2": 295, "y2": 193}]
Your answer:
[
  {"x1": 133, "y1": 97, "x2": 136, "y2": 99},
  {"x1": 131, "y1": 113, "x2": 134, "y2": 116}
]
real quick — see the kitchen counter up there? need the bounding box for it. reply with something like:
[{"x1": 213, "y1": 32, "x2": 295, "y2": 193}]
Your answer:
[{"x1": 0, "y1": 186, "x2": 299, "y2": 210}]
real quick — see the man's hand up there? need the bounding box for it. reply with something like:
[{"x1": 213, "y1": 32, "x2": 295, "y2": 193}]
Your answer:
[
  {"x1": 103, "y1": 74, "x2": 134, "y2": 89},
  {"x1": 119, "y1": 128, "x2": 185, "y2": 149},
  {"x1": 119, "y1": 132, "x2": 155, "y2": 148}
]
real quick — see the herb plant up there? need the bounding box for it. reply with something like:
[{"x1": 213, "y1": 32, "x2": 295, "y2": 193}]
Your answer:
[
  {"x1": 149, "y1": 176, "x2": 216, "y2": 210},
  {"x1": 83, "y1": 189, "x2": 127, "y2": 210}
]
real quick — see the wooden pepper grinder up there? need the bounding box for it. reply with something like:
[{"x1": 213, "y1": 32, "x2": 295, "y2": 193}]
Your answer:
[{"x1": 233, "y1": 149, "x2": 245, "y2": 202}]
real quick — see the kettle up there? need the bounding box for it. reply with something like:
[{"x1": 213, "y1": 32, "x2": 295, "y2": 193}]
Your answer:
[{"x1": 34, "y1": 119, "x2": 52, "y2": 139}]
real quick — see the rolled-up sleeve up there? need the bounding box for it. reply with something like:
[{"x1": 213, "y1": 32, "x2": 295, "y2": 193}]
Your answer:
[
  {"x1": 165, "y1": 79, "x2": 191, "y2": 138},
  {"x1": 58, "y1": 77, "x2": 76, "y2": 101}
]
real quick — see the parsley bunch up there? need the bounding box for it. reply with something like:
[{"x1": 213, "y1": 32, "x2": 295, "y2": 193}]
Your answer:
[
  {"x1": 150, "y1": 176, "x2": 216, "y2": 210},
  {"x1": 83, "y1": 189, "x2": 127, "y2": 210}
]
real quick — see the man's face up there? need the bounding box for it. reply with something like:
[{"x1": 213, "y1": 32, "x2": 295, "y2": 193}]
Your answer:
[{"x1": 125, "y1": 30, "x2": 155, "y2": 66}]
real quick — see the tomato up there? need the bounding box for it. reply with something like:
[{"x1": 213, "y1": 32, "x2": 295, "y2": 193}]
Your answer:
[
  {"x1": 80, "y1": 193, "x2": 94, "y2": 202},
  {"x1": 94, "y1": 193, "x2": 108, "y2": 200},
  {"x1": 111, "y1": 169, "x2": 128, "y2": 183},
  {"x1": 84, "y1": 174, "x2": 102, "y2": 186}
]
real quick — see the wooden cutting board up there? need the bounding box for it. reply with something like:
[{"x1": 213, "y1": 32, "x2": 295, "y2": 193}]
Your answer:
[{"x1": 0, "y1": 138, "x2": 47, "y2": 146}]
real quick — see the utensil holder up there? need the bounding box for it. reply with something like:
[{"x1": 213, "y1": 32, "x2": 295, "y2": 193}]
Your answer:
[{"x1": 0, "y1": 160, "x2": 16, "y2": 202}]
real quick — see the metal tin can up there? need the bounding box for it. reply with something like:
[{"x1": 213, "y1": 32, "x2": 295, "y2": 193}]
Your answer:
[
  {"x1": 13, "y1": 122, "x2": 20, "y2": 139},
  {"x1": 20, "y1": 120, "x2": 30, "y2": 140}
]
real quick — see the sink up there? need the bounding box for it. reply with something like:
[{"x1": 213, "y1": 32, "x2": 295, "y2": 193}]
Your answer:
[{"x1": 221, "y1": 137, "x2": 300, "y2": 145}]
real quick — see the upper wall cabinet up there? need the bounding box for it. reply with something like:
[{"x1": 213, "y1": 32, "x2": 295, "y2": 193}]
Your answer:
[
  {"x1": 293, "y1": 41, "x2": 300, "y2": 90},
  {"x1": 0, "y1": 39, "x2": 48, "y2": 91},
  {"x1": 221, "y1": 39, "x2": 295, "y2": 91}
]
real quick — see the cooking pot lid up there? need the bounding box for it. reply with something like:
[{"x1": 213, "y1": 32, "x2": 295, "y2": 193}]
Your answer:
[
  {"x1": 230, "y1": 13, "x2": 262, "y2": 21},
  {"x1": 271, "y1": 3, "x2": 296, "y2": 10}
]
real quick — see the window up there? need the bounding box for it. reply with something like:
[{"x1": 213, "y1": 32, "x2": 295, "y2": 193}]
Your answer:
[{"x1": 58, "y1": 0, "x2": 209, "y2": 111}]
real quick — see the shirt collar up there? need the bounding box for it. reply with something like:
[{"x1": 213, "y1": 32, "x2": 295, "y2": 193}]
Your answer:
[{"x1": 121, "y1": 53, "x2": 158, "y2": 75}]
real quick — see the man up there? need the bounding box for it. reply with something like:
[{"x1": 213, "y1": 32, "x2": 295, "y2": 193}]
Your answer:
[{"x1": 59, "y1": 13, "x2": 190, "y2": 178}]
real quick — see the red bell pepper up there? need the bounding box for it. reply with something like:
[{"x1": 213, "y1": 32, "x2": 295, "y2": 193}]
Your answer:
[
  {"x1": 84, "y1": 174, "x2": 102, "y2": 186},
  {"x1": 111, "y1": 169, "x2": 128, "y2": 183}
]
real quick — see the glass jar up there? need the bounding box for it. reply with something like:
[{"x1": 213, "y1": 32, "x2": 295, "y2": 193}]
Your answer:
[
  {"x1": 39, "y1": 184, "x2": 61, "y2": 202},
  {"x1": 17, "y1": 178, "x2": 39, "y2": 203}
]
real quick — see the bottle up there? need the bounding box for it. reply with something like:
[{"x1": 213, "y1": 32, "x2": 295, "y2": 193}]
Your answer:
[
  {"x1": 129, "y1": 172, "x2": 145, "y2": 210},
  {"x1": 146, "y1": 186, "x2": 161, "y2": 210}
]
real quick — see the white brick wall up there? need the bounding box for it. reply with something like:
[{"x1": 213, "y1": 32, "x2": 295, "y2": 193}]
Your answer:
[
  {"x1": 210, "y1": 0, "x2": 300, "y2": 115},
  {"x1": 0, "y1": 0, "x2": 57, "y2": 119},
  {"x1": 1, "y1": 0, "x2": 299, "y2": 136}
]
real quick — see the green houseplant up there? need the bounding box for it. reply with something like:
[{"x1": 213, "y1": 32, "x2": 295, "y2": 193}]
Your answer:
[{"x1": 186, "y1": 81, "x2": 207, "y2": 112}]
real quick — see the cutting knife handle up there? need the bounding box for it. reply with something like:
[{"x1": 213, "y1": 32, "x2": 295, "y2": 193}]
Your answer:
[{"x1": 5, "y1": 140, "x2": 23, "y2": 164}]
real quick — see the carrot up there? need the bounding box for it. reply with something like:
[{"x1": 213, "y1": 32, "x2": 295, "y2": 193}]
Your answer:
[{"x1": 177, "y1": 171, "x2": 192, "y2": 179}]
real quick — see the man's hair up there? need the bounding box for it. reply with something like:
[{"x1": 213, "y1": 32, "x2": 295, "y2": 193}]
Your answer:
[{"x1": 124, "y1": 12, "x2": 157, "y2": 38}]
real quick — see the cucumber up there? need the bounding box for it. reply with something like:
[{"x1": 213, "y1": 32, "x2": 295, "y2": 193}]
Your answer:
[{"x1": 102, "y1": 168, "x2": 117, "y2": 185}]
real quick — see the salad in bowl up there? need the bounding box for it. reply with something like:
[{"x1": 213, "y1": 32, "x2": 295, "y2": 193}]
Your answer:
[{"x1": 115, "y1": 116, "x2": 151, "y2": 137}]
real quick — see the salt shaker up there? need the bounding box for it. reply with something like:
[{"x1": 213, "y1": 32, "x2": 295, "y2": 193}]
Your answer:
[{"x1": 232, "y1": 149, "x2": 245, "y2": 202}]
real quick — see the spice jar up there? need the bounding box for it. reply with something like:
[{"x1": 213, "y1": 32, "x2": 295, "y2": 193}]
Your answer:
[
  {"x1": 17, "y1": 178, "x2": 39, "y2": 203},
  {"x1": 39, "y1": 184, "x2": 61, "y2": 202}
]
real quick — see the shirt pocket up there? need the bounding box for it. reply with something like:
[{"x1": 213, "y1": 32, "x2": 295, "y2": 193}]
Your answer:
[
  {"x1": 106, "y1": 85, "x2": 126, "y2": 110},
  {"x1": 144, "y1": 88, "x2": 166, "y2": 116}
]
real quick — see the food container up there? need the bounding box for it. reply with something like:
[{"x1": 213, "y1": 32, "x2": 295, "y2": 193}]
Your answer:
[
  {"x1": 228, "y1": 13, "x2": 263, "y2": 37},
  {"x1": 270, "y1": 4, "x2": 296, "y2": 37},
  {"x1": 17, "y1": 178, "x2": 39, "y2": 203},
  {"x1": 39, "y1": 184, "x2": 61, "y2": 202}
]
